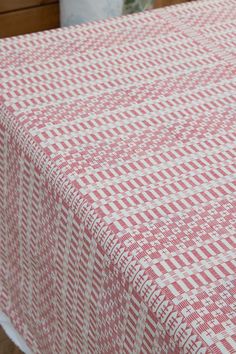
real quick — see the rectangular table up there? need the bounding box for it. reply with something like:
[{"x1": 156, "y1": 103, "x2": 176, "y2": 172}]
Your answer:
[{"x1": 0, "y1": 0, "x2": 236, "y2": 353}]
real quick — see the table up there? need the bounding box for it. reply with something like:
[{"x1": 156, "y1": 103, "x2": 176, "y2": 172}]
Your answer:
[
  {"x1": 154, "y1": 0, "x2": 191, "y2": 8},
  {"x1": 0, "y1": 0, "x2": 59, "y2": 38},
  {"x1": 0, "y1": 0, "x2": 235, "y2": 353}
]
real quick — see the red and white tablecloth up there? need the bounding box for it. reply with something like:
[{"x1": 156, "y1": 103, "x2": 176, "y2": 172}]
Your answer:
[{"x1": 0, "y1": 0, "x2": 236, "y2": 353}]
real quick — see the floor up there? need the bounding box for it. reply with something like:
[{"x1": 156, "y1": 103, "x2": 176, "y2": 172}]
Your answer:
[{"x1": 0, "y1": 327, "x2": 23, "y2": 354}]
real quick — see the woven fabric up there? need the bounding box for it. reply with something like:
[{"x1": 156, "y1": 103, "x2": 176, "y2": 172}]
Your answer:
[{"x1": 0, "y1": 0, "x2": 236, "y2": 353}]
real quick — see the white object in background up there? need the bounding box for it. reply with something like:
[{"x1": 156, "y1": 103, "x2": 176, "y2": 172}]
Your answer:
[
  {"x1": 0, "y1": 311, "x2": 32, "y2": 354},
  {"x1": 60, "y1": 0, "x2": 124, "y2": 27}
]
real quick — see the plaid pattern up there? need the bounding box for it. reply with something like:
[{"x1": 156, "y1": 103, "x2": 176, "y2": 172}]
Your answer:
[{"x1": 0, "y1": 0, "x2": 236, "y2": 353}]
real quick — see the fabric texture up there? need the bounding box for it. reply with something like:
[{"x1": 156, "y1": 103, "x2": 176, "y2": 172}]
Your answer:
[{"x1": 0, "y1": 0, "x2": 236, "y2": 353}]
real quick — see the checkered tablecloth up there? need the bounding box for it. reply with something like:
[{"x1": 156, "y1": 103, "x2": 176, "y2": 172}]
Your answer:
[{"x1": 0, "y1": 0, "x2": 235, "y2": 353}]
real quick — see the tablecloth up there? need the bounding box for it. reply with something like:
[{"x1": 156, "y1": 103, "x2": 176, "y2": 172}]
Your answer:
[{"x1": 0, "y1": 0, "x2": 236, "y2": 353}]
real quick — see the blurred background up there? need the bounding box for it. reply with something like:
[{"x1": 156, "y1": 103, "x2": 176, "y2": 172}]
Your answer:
[{"x1": 0, "y1": 0, "x2": 191, "y2": 38}]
